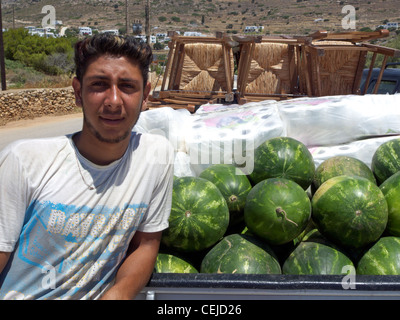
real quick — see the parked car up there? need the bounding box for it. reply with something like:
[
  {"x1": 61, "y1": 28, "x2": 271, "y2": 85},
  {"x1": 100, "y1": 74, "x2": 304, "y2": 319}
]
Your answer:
[{"x1": 360, "y1": 62, "x2": 400, "y2": 94}]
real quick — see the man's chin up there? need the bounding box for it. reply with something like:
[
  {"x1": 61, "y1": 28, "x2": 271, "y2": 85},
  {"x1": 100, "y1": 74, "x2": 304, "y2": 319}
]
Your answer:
[
  {"x1": 83, "y1": 115, "x2": 133, "y2": 144},
  {"x1": 93, "y1": 130, "x2": 131, "y2": 144}
]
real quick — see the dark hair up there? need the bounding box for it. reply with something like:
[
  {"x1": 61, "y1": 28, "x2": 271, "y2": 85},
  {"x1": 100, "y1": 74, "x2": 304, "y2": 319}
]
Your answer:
[{"x1": 74, "y1": 33, "x2": 153, "y2": 86}]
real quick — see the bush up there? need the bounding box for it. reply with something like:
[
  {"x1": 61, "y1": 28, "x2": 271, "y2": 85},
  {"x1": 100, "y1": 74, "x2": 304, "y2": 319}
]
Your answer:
[
  {"x1": 153, "y1": 42, "x2": 164, "y2": 50},
  {"x1": 3, "y1": 28, "x2": 77, "y2": 76}
]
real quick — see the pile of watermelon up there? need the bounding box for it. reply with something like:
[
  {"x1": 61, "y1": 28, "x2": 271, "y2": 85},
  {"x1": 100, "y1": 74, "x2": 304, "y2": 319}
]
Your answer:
[{"x1": 157, "y1": 136, "x2": 400, "y2": 276}]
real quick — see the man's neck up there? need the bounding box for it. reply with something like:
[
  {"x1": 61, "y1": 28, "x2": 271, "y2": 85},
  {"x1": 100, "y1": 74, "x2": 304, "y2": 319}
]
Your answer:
[{"x1": 72, "y1": 131, "x2": 131, "y2": 166}]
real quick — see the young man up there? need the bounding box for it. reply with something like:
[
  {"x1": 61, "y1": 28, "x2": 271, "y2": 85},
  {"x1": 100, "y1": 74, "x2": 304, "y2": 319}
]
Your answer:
[{"x1": 0, "y1": 34, "x2": 174, "y2": 300}]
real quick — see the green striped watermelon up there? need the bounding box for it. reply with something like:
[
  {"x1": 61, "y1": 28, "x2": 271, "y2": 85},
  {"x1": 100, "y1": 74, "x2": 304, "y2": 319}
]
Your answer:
[
  {"x1": 372, "y1": 138, "x2": 400, "y2": 185},
  {"x1": 357, "y1": 236, "x2": 400, "y2": 275},
  {"x1": 294, "y1": 227, "x2": 321, "y2": 244},
  {"x1": 313, "y1": 156, "x2": 376, "y2": 190},
  {"x1": 200, "y1": 233, "x2": 281, "y2": 274},
  {"x1": 244, "y1": 178, "x2": 311, "y2": 245},
  {"x1": 312, "y1": 175, "x2": 388, "y2": 249},
  {"x1": 161, "y1": 176, "x2": 230, "y2": 252},
  {"x1": 249, "y1": 137, "x2": 315, "y2": 190},
  {"x1": 199, "y1": 164, "x2": 252, "y2": 227},
  {"x1": 380, "y1": 171, "x2": 400, "y2": 236},
  {"x1": 282, "y1": 240, "x2": 354, "y2": 275},
  {"x1": 154, "y1": 253, "x2": 198, "y2": 273}
]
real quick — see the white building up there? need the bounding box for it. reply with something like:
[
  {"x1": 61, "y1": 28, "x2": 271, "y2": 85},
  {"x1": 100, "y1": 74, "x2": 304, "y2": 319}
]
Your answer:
[
  {"x1": 101, "y1": 29, "x2": 119, "y2": 36},
  {"x1": 134, "y1": 35, "x2": 157, "y2": 43},
  {"x1": 26, "y1": 27, "x2": 56, "y2": 38},
  {"x1": 378, "y1": 22, "x2": 398, "y2": 30},
  {"x1": 25, "y1": 26, "x2": 36, "y2": 34},
  {"x1": 244, "y1": 26, "x2": 264, "y2": 33},
  {"x1": 79, "y1": 27, "x2": 93, "y2": 36},
  {"x1": 183, "y1": 31, "x2": 203, "y2": 37},
  {"x1": 386, "y1": 22, "x2": 399, "y2": 29}
]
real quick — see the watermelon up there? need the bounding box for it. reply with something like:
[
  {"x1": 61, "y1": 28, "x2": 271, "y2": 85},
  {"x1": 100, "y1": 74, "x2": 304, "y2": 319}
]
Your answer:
[
  {"x1": 357, "y1": 236, "x2": 400, "y2": 275},
  {"x1": 244, "y1": 178, "x2": 311, "y2": 245},
  {"x1": 249, "y1": 137, "x2": 315, "y2": 190},
  {"x1": 371, "y1": 138, "x2": 400, "y2": 185},
  {"x1": 313, "y1": 156, "x2": 376, "y2": 190},
  {"x1": 312, "y1": 175, "x2": 388, "y2": 249},
  {"x1": 283, "y1": 240, "x2": 354, "y2": 275},
  {"x1": 199, "y1": 164, "x2": 252, "y2": 227},
  {"x1": 380, "y1": 171, "x2": 400, "y2": 236},
  {"x1": 161, "y1": 176, "x2": 230, "y2": 252},
  {"x1": 154, "y1": 253, "x2": 198, "y2": 273},
  {"x1": 200, "y1": 233, "x2": 281, "y2": 274},
  {"x1": 295, "y1": 227, "x2": 322, "y2": 244}
]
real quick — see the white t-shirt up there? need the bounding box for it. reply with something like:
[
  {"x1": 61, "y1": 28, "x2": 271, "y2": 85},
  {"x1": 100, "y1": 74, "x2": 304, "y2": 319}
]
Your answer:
[{"x1": 0, "y1": 132, "x2": 174, "y2": 300}]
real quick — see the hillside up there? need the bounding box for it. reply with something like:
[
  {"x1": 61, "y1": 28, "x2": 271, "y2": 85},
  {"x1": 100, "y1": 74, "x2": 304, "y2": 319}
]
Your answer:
[{"x1": 1, "y1": 0, "x2": 400, "y2": 36}]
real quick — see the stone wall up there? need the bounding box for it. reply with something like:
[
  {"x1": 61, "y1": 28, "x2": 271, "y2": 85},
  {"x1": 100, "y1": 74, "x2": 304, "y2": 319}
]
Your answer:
[{"x1": 0, "y1": 87, "x2": 79, "y2": 126}]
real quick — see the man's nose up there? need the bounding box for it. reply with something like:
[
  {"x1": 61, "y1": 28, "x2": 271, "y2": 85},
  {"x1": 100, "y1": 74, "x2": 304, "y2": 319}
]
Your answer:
[{"x1": 105, "y1": 85, "x2": 123, "y2": 109}]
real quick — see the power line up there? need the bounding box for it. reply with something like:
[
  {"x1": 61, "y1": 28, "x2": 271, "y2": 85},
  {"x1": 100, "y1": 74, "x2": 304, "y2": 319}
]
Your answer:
[{"x1": 0, "y1": 0, "x2": 7, "y2": 91}]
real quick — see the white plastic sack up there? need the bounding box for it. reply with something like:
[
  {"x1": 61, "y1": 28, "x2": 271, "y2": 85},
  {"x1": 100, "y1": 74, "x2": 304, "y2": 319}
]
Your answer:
[
  {"x1": 309, "y1": 135, "x2": 400, "y2": 169},
  {"x1": 133, "y1": 106, "x2": 192, "y2": 151},
  {"x1": 134, "y1": 107, "x2": 195, "y2": 177},
  {"x1": 195, "y1": 101, "x2": 276, "y2": 114},
  {"x1": 173, "y1": 151, "x2": 196, "y2": 177},
  {"x1": 184, "y1": 101, "x2": 286, "y2": 176},
  {"x1": 278, "y1": 94, "x2": 400, "y2": 147}
]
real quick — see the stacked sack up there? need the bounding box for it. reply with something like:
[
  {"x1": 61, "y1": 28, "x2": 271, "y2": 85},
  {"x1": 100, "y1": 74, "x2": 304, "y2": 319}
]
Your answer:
[
  {"x1": 277, "y1": 94, "x2": 400, "y2": 167},
  {"x1": 134, "y1": 93, "x2": 400, "y2": 175}
]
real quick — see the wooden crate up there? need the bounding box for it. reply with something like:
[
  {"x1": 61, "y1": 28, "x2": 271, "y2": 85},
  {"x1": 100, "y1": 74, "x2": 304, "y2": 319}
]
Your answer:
[
  {"x1": 148, "y1": 30, "x2": 400, "y2": 111},
  {"x1": 150, "y1": 33, "x2": 235, "y2": 109},
  {"x1": 234, "y1": 35, "x2": 309, "y2": 103},
  {"x1": 299, "y1": 30, "x2": 400, "y2": 96}
]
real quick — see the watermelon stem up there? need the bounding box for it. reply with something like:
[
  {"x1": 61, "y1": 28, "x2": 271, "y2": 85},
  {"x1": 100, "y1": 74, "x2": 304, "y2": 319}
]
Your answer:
[
  {"x1": 276, "y1": 207, "x2": 298, "y2": 227},
  {"x1": 229, "y1": 195, "x2": 238, "y2": 203}
]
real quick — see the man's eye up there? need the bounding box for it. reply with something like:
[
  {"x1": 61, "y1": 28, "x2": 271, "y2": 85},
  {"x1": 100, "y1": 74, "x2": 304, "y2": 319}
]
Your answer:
[
  {"x1": 121, "y1": 83, "x2": 137, "y2": 91},
  {"x1": 92, "y1": 81, "x2": 107, "y2": 87}
]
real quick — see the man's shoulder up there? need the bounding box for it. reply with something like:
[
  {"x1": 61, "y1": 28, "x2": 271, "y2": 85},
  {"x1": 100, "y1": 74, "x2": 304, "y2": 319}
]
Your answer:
[
  {"x1": 132, "y1": 132, "x2": 174, "y2": 165},
  {"x1": 133, "y1": 132, "x2": 174, "y2": 151},
  {"x1": 1, "y1": 135, "x2": 72, "y2": 160}
]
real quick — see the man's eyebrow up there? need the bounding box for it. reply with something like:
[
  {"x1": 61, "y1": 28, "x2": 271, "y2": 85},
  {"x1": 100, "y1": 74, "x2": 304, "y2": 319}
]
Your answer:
[
  {"x1": 85, "y1": 75, "x2": 139, "y2": 83},
  {"x1": 120, "y1": 78, "x2": 140, "y2": 83}
]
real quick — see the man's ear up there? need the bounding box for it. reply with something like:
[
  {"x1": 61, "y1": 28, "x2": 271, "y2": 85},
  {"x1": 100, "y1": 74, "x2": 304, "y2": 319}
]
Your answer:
[
  {"x1": 141, "y1": 81, "x2": 152, "y2": 111},
  {"x1": 72, "y1": 77, "x2": 83, "y2": 108}
]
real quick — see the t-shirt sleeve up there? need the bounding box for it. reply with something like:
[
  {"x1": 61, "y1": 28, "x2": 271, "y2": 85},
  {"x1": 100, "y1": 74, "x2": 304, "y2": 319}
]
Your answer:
[
  {"x1": 0, "y1": 144, "x2": 29, "y2": 252},
  {"x1": 137, "y1": 138, "x2": 174, "y2": 233}
]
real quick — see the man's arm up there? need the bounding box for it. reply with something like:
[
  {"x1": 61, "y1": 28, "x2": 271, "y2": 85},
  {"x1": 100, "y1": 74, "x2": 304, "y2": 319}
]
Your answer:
[
  {"x1": 0, "y1": 252, "x2": 11, "y2": 275},
  {"x1": 100, "y1": 231, "x2": 162, "y2": 300}
]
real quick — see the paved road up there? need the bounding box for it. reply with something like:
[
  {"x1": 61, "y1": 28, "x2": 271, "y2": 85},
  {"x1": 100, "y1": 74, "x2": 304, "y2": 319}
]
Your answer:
[{"x1": 0, "y1": 113, "x2": 83, "y2": 152}]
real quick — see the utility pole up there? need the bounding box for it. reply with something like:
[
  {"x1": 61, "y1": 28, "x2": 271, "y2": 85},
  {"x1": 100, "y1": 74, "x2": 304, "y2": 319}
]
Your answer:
[
  {"x1": 145, "y1": 0, "x2": 150, "y2": 44},
  {"x1": 125, "y1": 0, "x2": 129, "y2": 34},
  {"x1": 0, "y1": 0, "x2": 7, "y2": 91}
]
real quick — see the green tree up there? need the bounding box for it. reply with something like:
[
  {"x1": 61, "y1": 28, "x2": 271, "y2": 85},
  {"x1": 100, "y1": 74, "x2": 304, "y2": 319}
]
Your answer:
[{"x1": 3, "y1": 28, "x2": 77, "y2": 75}]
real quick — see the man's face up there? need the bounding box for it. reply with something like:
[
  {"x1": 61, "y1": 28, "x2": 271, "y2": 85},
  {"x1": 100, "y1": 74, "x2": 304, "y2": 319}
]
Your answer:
[{"x1": 73, "y1": 55, "x2": 151, "y2": 144}]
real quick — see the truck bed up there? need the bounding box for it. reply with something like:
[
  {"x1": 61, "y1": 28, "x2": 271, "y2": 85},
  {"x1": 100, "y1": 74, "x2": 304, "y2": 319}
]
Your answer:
[{"x1": 138, "y1": 273, "x2": 400, "y2": 300}]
